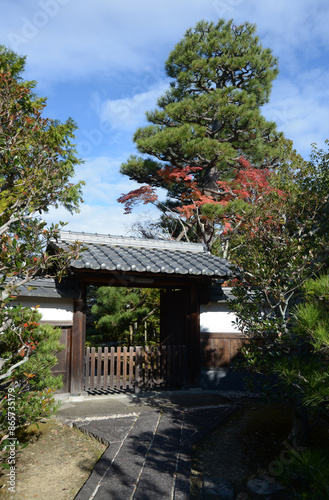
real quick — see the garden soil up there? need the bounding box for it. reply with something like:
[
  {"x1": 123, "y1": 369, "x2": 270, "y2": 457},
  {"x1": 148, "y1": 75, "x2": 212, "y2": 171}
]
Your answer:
[{"x1": 0, "y1": 419, "x2": 106, "y2": 500}]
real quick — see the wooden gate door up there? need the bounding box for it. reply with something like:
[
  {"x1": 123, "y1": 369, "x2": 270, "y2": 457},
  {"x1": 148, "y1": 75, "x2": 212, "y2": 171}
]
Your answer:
[
  {"x1": 52, "y1": 327, "x2": 72, "y2": 393},
  {"x1": 160, "y1": 289, "x2": 187, "y2": 345}
]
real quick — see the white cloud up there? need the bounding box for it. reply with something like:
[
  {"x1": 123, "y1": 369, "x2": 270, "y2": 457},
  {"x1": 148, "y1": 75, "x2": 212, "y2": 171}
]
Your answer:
[
  {"x1": 1, "y1": 0, "x2": 218, "y2": 82},
  {"x1": 4, "y1": 0, "x2": 327, "y2": 84},
  {"x1": 43, "y1": 196, "x2": 162, "y2": 236},
  {"x1": 232, "y1": 0, "x2": 329, "y2": 63},
  {"x1": 72, "y1": 155, "x2": 151, "y2": 205},
  {"x1": 99, "y1": 81, "x2": 169, "y2": 132},
  {"x1": 42, "y1": 148, "x2": 167, "y2": 234},
  {"x1": 76, "y1": 156, "x2": 123, "y2": 185},
  {"x1": 263, "y1": 68, "x2": 329, "y2": 157},
  {"x1": 43, "y1": 203, "x2": 140, "y2": 236}
]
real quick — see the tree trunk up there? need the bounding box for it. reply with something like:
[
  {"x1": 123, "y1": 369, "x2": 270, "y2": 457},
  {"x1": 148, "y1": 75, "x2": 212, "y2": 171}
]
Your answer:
[
  {"x1": 198, "y1": 165, "x2": 219, "y2": 251},
  {"x1": 203, "y1": 165, "x2": 220, "y2": 193},
  {"x1": 288, "y1": 405, "x2": 310, "y2": 447}
]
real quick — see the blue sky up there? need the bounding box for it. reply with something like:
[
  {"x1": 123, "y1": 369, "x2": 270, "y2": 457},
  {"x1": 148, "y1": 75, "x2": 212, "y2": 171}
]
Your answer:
[{"x1": 2, "y1": 0, "x2": 329, "y2": 236}]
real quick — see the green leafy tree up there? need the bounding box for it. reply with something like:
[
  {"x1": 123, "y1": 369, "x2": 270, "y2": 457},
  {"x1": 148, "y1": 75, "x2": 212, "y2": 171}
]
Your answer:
[
  {"x1": 228, "y1": 143, "x2": 329, "y2": 442},
  {"x1": 118, "y1": 19, "x2": 286, "y2": 250},
  {"x1": 0, "y1": 46, "x2": 83, "y2": 428},
  {"x1": 0, "y1": 307, "x2": 64, "y2": 433},
  {"x1": 89, "y1": 287, "x2": 160, "y2": 346}
]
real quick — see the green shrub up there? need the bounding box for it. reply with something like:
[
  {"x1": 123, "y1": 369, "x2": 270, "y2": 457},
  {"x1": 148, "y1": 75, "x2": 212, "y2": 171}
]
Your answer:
[
  {"x1": 0, "y1": 309, "x2": 64, "y2": 434},
  {"x1": 282, "y1": 448, "x2": 329, "y2": 499}
]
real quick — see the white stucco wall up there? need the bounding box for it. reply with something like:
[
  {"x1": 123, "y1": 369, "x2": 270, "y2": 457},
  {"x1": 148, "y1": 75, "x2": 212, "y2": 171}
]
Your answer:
[
  {"x1": 200, "y1": 302, "x2": 240, "y2": 333},
  {"x1": 13, "y1": 297, "x2": 74, "y2": 324}
]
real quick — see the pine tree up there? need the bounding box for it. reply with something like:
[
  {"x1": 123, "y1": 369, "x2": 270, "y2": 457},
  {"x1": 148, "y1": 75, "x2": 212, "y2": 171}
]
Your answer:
[
  {"x1": 89, "y1": 287, "x2": 160, "y2": 346},
  {"x1": 119, "y1": 19, "x2": 285, "y2": 249}
]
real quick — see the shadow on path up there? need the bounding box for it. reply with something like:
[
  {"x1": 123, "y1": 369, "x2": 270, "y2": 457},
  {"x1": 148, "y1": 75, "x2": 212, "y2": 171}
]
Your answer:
[{"x1": 73, "y1": 400, "x2": 238, "y2": 500}]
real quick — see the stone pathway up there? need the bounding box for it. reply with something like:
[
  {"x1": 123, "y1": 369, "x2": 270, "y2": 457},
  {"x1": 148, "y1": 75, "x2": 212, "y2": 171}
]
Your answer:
[{"x1": 72, "y1": 405, "x2": 236, "y2": 500}]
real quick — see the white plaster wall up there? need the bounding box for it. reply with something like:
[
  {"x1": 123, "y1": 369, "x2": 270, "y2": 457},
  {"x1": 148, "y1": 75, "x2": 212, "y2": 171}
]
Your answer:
[
  {"x1": 13, "y1": 297, "x2": 74, "y2": 324},
  {"x1": 200, "y1": 303, "x2": 240, "y2": 333}
]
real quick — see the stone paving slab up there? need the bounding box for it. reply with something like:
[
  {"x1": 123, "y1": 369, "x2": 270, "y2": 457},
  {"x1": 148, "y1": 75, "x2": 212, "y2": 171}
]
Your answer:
[
  {"x1": 74, "y1": 443, "x2": 122, "y2": 500},
  {"x1": 75, "y1": 415, "x2": 138, "y2": 445},
  {"x1": 95, "y1": 412, "x2": 162, "y2": 500},
  {"x1": 56, "y1": 389, "x2": 233, "y2": 423},
  {"x1": 173, "y1": 406, "x2": 237, "y2": 499},
  {"x1": 133, "y1": 412, "x2": 183, "y2": 500},
  {"x1": 73, "y1": 404, "x2": 238, "y2": 500}
]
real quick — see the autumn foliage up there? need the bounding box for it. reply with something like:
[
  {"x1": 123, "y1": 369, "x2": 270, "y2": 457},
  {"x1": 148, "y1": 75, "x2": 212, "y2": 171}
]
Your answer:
[
  {"x1": 117, "y1": 185, "x2": 158, "y2": 214},
  {"x1": 118, "y1": 156, "x2": 283, "y2": 248}
]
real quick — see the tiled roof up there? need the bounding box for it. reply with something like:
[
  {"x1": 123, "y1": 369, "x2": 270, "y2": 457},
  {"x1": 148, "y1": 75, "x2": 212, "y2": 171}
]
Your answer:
[
  {"x1": 17, "y1": 278, "x2": 79, "y2": 298},
  {"x1": 52, "y1": 231, "x2": 234, "y2": 278}
]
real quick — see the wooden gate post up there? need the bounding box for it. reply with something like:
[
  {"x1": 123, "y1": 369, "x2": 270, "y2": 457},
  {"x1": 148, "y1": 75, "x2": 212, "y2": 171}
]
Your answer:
[
  {"x1": 188, "y1": 284, "x2": 200, "y2": 386},
  {"x1": 70, "y1": 284, "x2": 86, "y2": 394}
]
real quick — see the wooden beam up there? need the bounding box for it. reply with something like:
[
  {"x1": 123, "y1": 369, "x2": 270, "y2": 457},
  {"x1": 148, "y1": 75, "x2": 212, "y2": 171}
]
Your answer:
[{"x1": 71, "y1": 269, "x2": 214, "y2": 289}]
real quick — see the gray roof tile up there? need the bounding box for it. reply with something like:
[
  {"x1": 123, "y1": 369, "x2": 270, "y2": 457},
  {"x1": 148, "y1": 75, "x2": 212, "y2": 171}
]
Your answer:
[
  {"x1": 52, "y1": 231, "x2": 234, "y2": 279},
  {"x1": 17, "y1": 278, "x2": 79, "y2": 298}
]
